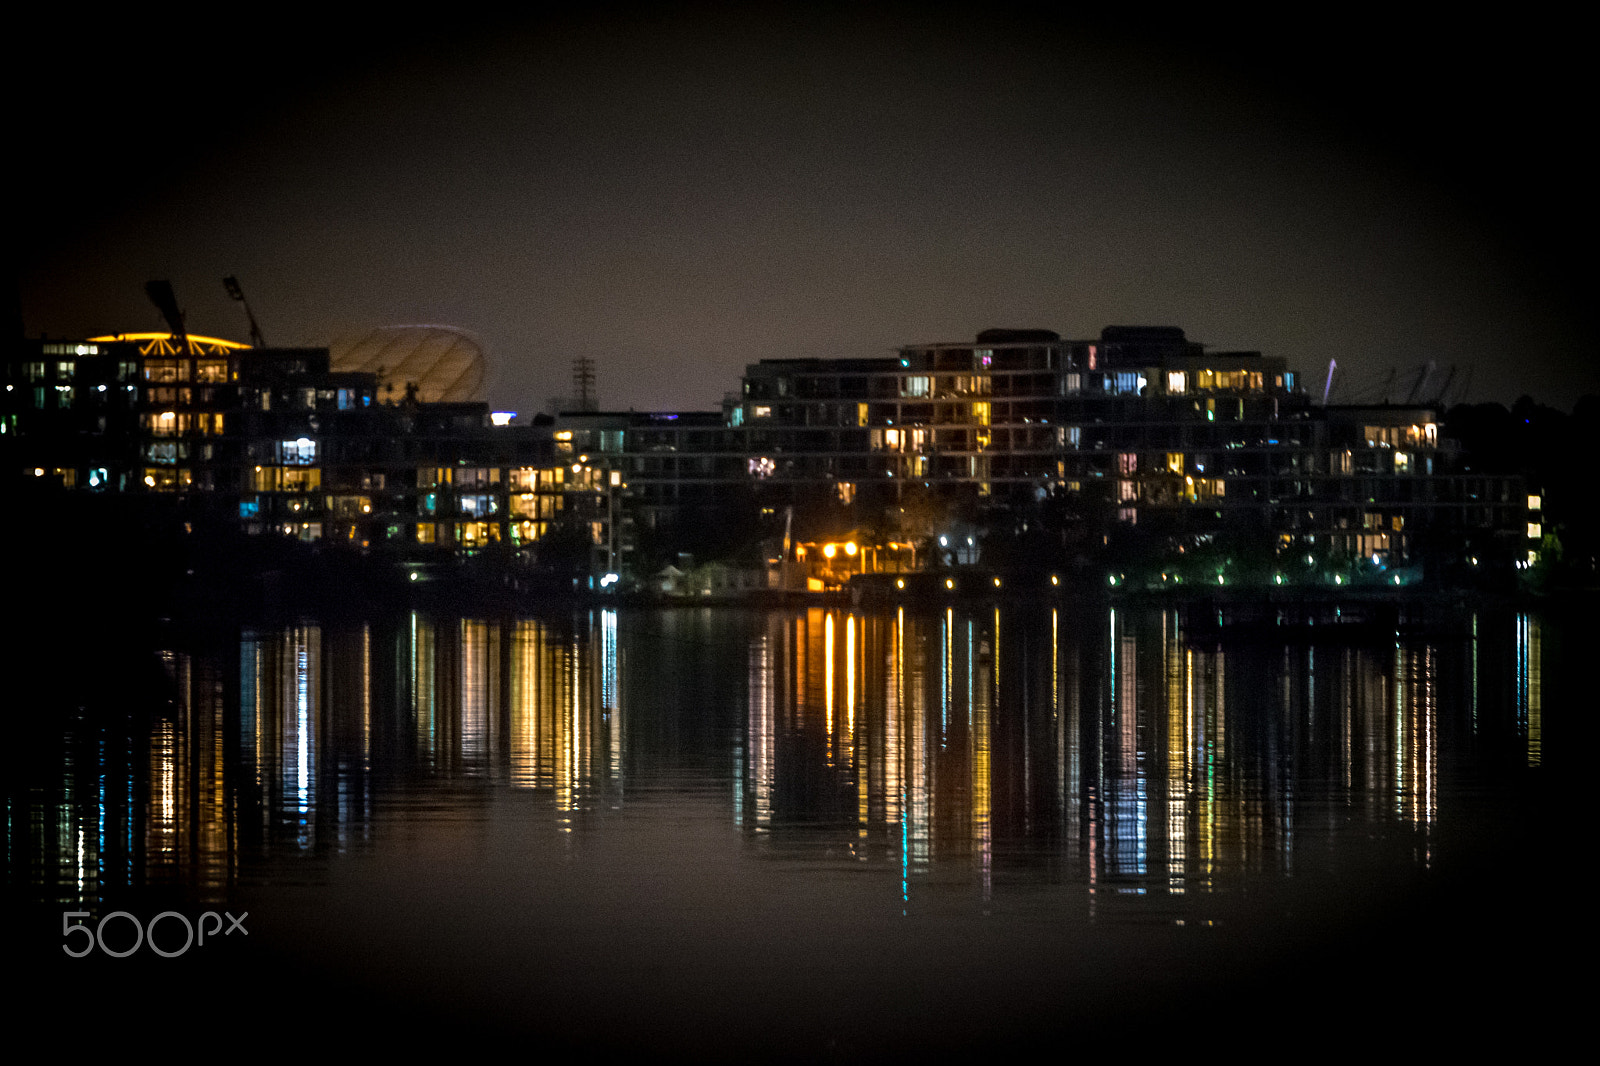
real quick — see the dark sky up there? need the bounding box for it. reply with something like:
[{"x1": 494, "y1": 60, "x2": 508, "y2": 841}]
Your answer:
[{"x1": 17, "y1": 5, "x2": 1593, "y2": 416}]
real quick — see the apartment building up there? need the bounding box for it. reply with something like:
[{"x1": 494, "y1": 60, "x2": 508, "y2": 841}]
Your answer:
[
  {"x1": 5, "y1": 323, "x2": 1535, "y2": 582},
  {"x1": 1, "y1": 332, "x2": 620, "y2": 567}
]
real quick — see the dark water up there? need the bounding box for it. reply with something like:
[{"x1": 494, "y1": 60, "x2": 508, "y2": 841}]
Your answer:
[{"x1": 5, "y1": 601, "x2": 1564, "y2": 1058}]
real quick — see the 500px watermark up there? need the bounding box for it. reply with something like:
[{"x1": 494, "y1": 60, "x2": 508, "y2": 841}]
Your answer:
[{"x1": 61, "y1": 910, "x2": 248, "y2": 958}]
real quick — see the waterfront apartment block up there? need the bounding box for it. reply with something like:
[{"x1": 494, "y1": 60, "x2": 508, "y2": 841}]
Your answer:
[
  {"x1": 2, "y1": 332, "x2": 623, "y2": 572},
  {"x1": 4, "y1": 324, "x2": 1537, "y2": 583}
]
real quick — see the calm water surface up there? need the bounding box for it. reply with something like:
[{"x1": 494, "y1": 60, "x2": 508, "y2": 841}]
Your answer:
[{"x1": 7, "y1": 601, "x2": 1561, "y2": 1058}]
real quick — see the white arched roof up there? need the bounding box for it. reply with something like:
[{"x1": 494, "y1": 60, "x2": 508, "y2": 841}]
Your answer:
[{"x1": 329, "y1": 325, "x2": 487, "y2": 403}]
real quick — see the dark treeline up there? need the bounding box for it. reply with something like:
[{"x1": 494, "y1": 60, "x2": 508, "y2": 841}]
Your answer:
[{"x1": 1446, "y1": 394, "x2": 1600, "y2": 583}]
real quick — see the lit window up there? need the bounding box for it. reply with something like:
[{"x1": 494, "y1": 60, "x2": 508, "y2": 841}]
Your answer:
[{"x1": 281, "y1": 437, "x2": 317, "y2": 465}]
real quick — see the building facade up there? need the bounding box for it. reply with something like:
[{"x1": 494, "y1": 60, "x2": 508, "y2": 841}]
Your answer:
[{"x1": 5, "y1": 325, "x2": 1537, "y2": 585}]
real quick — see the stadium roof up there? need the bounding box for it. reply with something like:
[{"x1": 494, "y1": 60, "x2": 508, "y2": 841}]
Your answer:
[{"x1": 329, "y1": 325, "x2": 486, "y2": 403}]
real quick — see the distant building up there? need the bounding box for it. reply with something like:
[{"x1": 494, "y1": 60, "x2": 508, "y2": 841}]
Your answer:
[
  {"x1": 1, "y1": 332, "x2": 616, "y2": 567},
  {"x1": 4, "y1": 324, "x2": 1537, "y2": 584}
]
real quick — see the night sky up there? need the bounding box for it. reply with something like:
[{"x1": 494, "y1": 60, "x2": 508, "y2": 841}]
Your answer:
[{"x1": 17, "y1": 6, "x2": 1593, "y2": 416}]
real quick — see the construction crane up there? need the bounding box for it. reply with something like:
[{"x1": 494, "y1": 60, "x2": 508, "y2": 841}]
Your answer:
[
  {"x1": 144, "y1": 280, "x2": 187, "y2": 348},
  {"x1": 1405, "y1": 361, "x2": 1437, "y2": 404},
  {"x1": 223, "y1": 276, "x2": 266, "y2": 347}
]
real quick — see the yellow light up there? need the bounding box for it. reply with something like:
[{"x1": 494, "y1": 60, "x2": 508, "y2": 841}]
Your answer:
[
  {"x1": 945, "y1": 578, "x2": 954, "y2": 590},
  {"x1": 844, "y1": 542, "x2": 857, "y2": 556},
  {"x1": 86, "y1": 331, "x2": 250, "y2": 349},
  {"x1": 823, "y1": 543, "x2": 837, "y2": 558},
  {"x1": 1050, "y1": 575, "x2": 1059, "y2": 586},
  {"x1": 993, "y1": 576, "x2": 1002, "y2": 587},
  {"x1": 896, "y1": 578, "x2": 905, "y2": 589}
]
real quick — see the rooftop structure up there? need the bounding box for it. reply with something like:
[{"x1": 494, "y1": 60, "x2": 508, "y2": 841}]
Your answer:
[{"x1": 329, "y1": 325, "x2": 487, "y2": 404}]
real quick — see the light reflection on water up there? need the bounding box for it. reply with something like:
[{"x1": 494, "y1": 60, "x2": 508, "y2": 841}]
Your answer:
[{"x1": 7, "y1": 602, "x2": 1557, "y2": 1055}]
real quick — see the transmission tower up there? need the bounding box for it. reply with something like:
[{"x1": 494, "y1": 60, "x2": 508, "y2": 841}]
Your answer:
[{"x1": 573, "y1": 357, "x2": 597, "y2": 412}]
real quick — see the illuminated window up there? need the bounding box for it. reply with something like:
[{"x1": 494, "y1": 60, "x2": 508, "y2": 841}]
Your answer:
[
  {"x1": 1166, "y1": 371, "x2": 1187, "y2": 394},
  {"x1": 1528, "y1": 495, "x2": 1542, "y2": 510},
  {"x1": 1166, "y1": 453, "x2": 1184, "y2": 474},
  {"x1": 1527, "y1": 522, "x2": 1541, "y2": 539},
  {"x1": 282, "y1": 468, "x2": 320, "y2": 492},
  {"x1": 281, "y1": 438, "x2": 317, "y2": 465}
]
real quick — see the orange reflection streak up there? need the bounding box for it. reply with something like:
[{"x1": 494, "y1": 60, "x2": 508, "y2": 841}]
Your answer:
[
  {"x1": 509, "y1": 621, "x2": 541, "y2": 788},
  {"x1": 825, "y1": 612, "x2": 835, "y2": 764}
]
